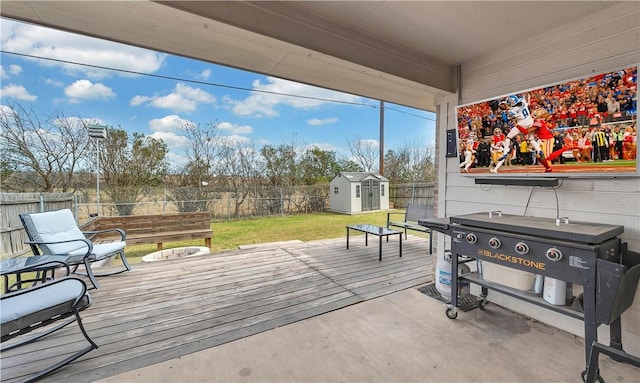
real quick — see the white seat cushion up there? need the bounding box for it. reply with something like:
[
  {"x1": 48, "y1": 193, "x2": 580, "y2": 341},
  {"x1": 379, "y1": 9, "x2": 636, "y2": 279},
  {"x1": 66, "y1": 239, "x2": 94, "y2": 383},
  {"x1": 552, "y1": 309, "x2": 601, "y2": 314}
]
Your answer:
[
  {"x1": 67, "y1": 241, "x2": 126, "y2": 260},
  {"x1": 26, "y1": 210, "x2": 88, "y2": 254},
  {"x1": 1, "y1": 279, "x2": 84, "y2": 326}
]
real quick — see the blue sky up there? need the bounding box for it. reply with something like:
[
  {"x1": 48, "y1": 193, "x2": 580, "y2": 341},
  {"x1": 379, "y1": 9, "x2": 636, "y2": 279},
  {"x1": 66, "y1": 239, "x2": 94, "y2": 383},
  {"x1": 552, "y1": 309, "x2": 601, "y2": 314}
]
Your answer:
[{"x1": 1, "y1": 18, "x2": 436, "y2": 167}]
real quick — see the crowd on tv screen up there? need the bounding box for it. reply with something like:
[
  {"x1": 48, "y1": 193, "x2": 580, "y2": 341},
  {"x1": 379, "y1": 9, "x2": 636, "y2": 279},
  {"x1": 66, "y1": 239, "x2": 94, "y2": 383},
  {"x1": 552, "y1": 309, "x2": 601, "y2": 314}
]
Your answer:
[{"x1": 457, "y1": 67, "x2": 637, "y2": 167}]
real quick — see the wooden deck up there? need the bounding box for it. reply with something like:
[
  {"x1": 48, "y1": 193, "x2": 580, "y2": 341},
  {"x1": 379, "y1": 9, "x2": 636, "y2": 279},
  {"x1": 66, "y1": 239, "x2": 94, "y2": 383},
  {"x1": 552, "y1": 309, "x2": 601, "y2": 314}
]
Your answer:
[{"x1": 1, "y1": 235, "x2": 433, "y2": 383}]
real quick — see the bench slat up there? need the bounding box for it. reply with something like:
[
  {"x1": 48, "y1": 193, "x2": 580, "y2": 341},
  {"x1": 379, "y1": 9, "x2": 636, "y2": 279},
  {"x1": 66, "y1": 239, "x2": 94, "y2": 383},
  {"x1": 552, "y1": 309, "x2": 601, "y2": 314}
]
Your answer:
[{"x1": 81, "y1": 213, "x2": 212, "y2": 250}]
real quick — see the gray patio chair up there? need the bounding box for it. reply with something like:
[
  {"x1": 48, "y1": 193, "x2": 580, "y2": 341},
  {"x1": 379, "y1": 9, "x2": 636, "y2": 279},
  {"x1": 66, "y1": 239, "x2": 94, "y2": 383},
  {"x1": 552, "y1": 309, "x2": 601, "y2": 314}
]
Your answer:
[
  {"x1": 1, "y1": 277, "x2": 98, "y2": 383},
  {"x1": 19, "y1": 209, "x2": 132, "y2": 289}
]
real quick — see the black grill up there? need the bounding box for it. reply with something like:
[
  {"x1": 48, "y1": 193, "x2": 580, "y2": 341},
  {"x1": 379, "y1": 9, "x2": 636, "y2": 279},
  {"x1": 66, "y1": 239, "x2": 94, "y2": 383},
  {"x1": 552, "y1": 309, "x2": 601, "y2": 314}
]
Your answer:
[{"x1": 420, "y1": 212, "x2": 640, "y2": 383}]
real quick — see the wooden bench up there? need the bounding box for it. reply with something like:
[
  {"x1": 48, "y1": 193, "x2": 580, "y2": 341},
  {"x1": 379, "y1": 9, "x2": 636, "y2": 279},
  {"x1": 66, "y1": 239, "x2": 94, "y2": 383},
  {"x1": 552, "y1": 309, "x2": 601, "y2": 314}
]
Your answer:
[
  {"x1": 81, "y1": 212, "x2": 212, "y2": 250},
  {"x1": 387, "y1": 203, "x2": 434, "y2": 253}
]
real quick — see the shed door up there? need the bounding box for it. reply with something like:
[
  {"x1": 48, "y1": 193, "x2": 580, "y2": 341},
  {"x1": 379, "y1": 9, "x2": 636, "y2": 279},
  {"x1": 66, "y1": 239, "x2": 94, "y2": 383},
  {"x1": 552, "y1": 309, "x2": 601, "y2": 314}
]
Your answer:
[
  {"x1": 361, "y1": 180, "x2": 380, "y2": 211},
  {"x1": 371, "y1": 180, "x2": 380, "y2": 210}
]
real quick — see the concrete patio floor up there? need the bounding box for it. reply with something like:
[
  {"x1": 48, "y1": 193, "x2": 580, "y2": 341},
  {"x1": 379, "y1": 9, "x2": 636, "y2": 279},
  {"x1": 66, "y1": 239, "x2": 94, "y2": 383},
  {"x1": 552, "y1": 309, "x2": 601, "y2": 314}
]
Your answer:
[{"x1": 97, "y1": 287, "x2": 639, "y2": 383}]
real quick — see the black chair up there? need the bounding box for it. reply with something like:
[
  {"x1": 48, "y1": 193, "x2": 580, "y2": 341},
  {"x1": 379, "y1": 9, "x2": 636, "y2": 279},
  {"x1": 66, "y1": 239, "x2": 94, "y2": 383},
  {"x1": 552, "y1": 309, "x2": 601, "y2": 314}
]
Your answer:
[
  {"x1": 1, "y1": 277, "x2": 98, "y2": 382},
  {"x1": 20, "y1": 209, "x2": 132, "y2": 289}
]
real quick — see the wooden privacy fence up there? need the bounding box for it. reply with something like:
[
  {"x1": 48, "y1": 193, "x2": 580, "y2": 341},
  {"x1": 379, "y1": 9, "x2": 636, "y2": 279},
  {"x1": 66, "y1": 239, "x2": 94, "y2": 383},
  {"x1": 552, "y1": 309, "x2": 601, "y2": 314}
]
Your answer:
[
  {"x1": 389, "y1": 182, "x2": 435, "y2": 208},
  {"x1": 0, "y1": 193, "x2": 75, "y2": 256}
]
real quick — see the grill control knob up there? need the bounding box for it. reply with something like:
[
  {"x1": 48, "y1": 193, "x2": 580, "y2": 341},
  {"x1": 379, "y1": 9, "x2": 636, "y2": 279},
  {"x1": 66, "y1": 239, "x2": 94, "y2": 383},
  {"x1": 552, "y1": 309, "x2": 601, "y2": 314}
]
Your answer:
[
  {"x1": 545, "y1": 248, "x2": 563, "y2": 262},
  {"x1": 488, "y1": 237, "x2": 501, "y2": 249},
  {"x1": 515, "y1": 242, "x2": 529, "y2": 255},
  {"x1": 465, "y1": 233, "x2": 478, "y2": 244}
]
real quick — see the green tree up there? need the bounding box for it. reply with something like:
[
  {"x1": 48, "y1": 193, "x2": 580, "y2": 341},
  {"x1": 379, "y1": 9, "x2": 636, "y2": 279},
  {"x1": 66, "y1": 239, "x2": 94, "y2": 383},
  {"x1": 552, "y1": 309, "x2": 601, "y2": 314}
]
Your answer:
[
  {"x1": 101, "y1": 129, "x2": 168, "y2": 215},
  {"x1": 261, "y1": 143, "x2": 298, "y2": 187},
  {"x1": 336, "y1": 158, "x2": 363, "y2": 172},
  {"x1": 260, "y1": 137, "x2": 305, "y2": 215},
  {"x1": 298, "y1": 146, "x2": 340, "y2": 185}
]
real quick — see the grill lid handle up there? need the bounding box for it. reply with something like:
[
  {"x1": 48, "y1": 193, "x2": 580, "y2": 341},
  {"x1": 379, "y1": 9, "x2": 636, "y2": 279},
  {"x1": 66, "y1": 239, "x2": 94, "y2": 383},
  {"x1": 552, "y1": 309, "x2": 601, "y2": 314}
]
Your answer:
[{"x1": 489, "y1": 210, "x2": 502, "y2": 218}]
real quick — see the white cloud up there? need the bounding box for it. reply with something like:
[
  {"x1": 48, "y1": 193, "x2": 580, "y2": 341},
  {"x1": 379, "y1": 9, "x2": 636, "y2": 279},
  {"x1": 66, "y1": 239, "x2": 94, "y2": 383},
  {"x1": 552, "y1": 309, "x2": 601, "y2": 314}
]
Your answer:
[
  {"x1": 148, "y1": 115, "x2": 192, "y2": 133},
  {"x1": 306, "y1": 142, "x2": 338, "y2": 152},
  {"x1": 65, "y1": 79, "x2": 116, "y2": 101},
  {"x1": 131, "y1": 83, "x2": 216, "y2": 113},
  {"x1": 358, "y1": 138, "x2": 379, "y2": 148},
  {"x1": 45, "y1": 78, "x2": 64, "y2": 87},
  {"x1": 0, "y1": 84, "x2": 37, "y2": 101},
  {"x1": 52, "y1": 116, "x2": 96, "y2": 130},
  {"x1": 149, "y1": 131, "x2": 190, "y2": 151},
  {"x1": 152, "y1": 93, "x2": 197, "y2": 113},
  {"x1": 0, "y1": 105, "x2": 17, "y2": 118},
  {"x1": 165, "y1": 151, "x2": 189, "y2": 169},
  {"x1": 174, "y1": 83, "x2": 216, "y2": 104},
  {"x1": 146, "y1": 132, "x2": 190, "y2": 169},
  {"x1": 218, "y1": 121, "x2": 253, "y2": 134},
  {"x1": 199, "y1": 68, "x2": 212, "y2": 80},
  {"x1": 307, "y1": 117, "x2": 338, "y2": 126},
  {"x1": 0, "y1": 64, "x2": 22, "y2": 80},
  {"x1": 227, "y1": 94, "x2": 279, "y2": 118},
  {"x1": 1, "y1": 64, "x2": 23, "y2": 79},
  {"x1": 219, "y1": 134, "x2": 250, "y2": 147},
  {"x1": 228, "y1": 77, "x2": 363, "y2": 118},
  {"x1": 8, "y1": 64, "x2": 22, "y2": 75},
  {"x1": 1, "y1": 19, "x2": 165, "y2": 79},
  {"x1": 130, "y1": 95, "x2": 152, "y2": 106}
]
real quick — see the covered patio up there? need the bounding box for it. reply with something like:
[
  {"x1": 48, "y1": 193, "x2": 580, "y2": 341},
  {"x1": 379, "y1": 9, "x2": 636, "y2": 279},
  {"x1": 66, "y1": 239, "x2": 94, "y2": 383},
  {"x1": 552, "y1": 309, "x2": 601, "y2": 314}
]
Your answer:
[{"x1": 2, "y1": 235, "x2": 638, "y2": 383}]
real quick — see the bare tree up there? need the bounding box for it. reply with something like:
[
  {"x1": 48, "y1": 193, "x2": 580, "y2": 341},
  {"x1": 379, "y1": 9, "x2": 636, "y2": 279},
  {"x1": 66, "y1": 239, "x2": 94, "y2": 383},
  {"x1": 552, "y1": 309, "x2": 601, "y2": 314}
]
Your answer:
[
  {"x1": 215, "y1": 138, "x2": 264, "y2": 217},
  {"x1": 0, "y1": 100, "x2": 93, "y2": 192},
  {"x1": 260, "y1": 134, "x2": 309, "y2": 214},
  {"x1": 180, "y1": 121, "x2": 221, "y2": 182},
  {"x1": 384, "y1": 140, "x2": 435, "y2": 183},
  {"x1": 347, "y1": 134, "x2": 379, "y2": 173},
  {"x1": 168, "y1": 121, "x2": 221, "y2": 212}
]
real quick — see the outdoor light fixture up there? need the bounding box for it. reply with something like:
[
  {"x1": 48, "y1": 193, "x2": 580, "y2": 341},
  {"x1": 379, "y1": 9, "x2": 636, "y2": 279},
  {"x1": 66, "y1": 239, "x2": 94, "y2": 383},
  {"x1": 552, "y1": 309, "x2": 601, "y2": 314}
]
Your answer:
[{"x1": 87, "y1": 124, "x2": 107, "y2": 216}]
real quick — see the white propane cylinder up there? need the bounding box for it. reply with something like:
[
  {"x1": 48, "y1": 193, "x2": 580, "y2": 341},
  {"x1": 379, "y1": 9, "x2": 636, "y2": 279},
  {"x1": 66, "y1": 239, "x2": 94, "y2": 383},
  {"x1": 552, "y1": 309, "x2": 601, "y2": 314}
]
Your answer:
[
  {"x1": 543, "y1": 277, "x2": 567, "y2": 305},
  {"x1": 436, "y1": 251, "x2": 470, "y2": 300}
]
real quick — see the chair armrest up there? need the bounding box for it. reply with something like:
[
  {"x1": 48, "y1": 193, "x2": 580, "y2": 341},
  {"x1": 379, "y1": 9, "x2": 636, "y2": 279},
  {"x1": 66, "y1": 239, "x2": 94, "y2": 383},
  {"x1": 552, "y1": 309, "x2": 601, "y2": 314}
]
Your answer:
[
  {"x1": 24, "y1": 238, "x2": 93, "y2": 258},
  {"x1": 1, "y1": 259, "x2": 71, "y2": 293},
  {"x1": 0, "y1": 259, "x2": 70, "y2": 278},
  {"x1": 83, "y1": 228, "x2": 126, "y2": 241},
  {"x1": 22, "y1": 260, "x2": 70, "y2": 276},
  {"x1": 386, "y1": 211, "x2": 406, "y2": 224}
]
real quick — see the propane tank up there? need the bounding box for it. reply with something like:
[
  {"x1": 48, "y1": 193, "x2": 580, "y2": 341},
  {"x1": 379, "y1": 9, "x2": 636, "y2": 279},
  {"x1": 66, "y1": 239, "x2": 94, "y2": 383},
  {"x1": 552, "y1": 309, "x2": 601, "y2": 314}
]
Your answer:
[{"x1": 436, "y1": 251, "x2": 470, "y2": 300}]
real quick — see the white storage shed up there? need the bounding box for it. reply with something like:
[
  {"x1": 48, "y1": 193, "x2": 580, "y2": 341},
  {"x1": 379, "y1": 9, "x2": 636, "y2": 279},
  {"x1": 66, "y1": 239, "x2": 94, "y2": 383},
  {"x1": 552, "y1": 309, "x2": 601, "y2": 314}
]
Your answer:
[{"x1": 329, "y1": 172, "x2": 389, "y2": 214}]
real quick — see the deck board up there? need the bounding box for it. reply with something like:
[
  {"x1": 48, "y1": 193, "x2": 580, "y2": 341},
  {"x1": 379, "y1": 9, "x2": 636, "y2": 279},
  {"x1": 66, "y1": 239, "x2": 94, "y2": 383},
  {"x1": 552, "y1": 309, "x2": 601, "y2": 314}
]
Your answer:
[{"x1": 0, "y1": 235, "x2": 433, "y2": 382}]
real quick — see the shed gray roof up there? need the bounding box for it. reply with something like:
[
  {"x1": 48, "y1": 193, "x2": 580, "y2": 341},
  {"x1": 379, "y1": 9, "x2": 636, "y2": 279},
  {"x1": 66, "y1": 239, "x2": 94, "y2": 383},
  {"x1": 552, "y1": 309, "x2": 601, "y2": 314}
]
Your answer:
[{"x1": 332, "y1": 172, "x2": 389, "y2": 183}]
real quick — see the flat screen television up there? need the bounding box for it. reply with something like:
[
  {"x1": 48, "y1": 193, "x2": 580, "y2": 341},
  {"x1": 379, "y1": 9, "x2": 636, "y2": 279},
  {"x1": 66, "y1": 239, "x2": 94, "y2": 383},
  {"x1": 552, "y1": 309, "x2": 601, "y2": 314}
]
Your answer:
[{"x1": 455, "y1": 65, "x2": 637, "y2": 178}]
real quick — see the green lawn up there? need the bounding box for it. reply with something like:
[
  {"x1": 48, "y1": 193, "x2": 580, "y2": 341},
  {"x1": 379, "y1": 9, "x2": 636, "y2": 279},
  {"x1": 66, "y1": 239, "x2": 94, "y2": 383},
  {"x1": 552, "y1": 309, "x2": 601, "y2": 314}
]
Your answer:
[{"x1": 125, "y1": 210, "x2": 408, "y2": 263}]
